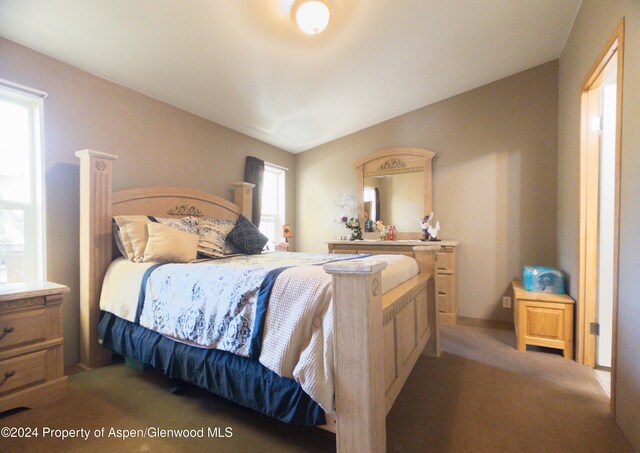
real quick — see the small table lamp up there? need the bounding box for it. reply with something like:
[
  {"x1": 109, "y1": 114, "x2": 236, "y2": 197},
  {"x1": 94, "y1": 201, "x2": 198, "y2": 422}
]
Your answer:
[{"x1": 283, "y1": 224, "x2": 293, "y2": 243}]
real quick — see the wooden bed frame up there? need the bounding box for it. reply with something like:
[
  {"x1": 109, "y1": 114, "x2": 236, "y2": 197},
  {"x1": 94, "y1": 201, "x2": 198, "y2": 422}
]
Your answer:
[{"x1": 76, "y1": 149, "x2": 441, "y2": 453}]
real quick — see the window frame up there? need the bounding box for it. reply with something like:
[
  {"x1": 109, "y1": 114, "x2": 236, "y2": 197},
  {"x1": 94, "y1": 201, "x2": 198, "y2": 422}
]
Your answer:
[
  {"x1": 259, "y1": 163, "x2": 286, "y2": 242},
  {"x1": 0, "y1": 85, "x2": 46, "y2": 284}
]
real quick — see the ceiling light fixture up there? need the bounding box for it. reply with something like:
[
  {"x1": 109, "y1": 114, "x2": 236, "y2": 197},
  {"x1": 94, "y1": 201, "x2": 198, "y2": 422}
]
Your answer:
[{"x1": 292, "y1": 0, "x2": 331, "y2": 35}]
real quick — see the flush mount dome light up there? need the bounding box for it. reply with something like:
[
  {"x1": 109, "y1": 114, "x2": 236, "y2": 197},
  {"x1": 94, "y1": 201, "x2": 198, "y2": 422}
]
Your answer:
[{"x1": 293, "y1": 0, "x2": 331, "y2": 35}]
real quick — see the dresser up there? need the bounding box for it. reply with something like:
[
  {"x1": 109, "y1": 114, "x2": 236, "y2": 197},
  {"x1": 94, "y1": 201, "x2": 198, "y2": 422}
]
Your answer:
[
  {"x1": 327, "y1": 240, "x2": 460, "y2": 325},
  {"x1": 0, "y1": 282, "x2": 68, "y2": 412}
]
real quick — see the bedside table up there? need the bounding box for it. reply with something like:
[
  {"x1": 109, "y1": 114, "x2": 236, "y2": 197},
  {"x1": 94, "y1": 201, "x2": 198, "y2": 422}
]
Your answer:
[
  {"x1": 0, "y1": 282, "x2": 69, "y2": 412},
  {"x1": 512, "y1": 280, "x2": 575, "y2": 359}
]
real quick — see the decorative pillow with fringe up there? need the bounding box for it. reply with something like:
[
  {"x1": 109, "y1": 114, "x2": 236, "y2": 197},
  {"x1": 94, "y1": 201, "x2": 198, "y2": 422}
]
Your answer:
[
  {"x1": 197, "y1": 219, "x2": 230, "y2": 258},
  {"x1": 202, "y1": 217, "x2": 241, "y2": 255}
]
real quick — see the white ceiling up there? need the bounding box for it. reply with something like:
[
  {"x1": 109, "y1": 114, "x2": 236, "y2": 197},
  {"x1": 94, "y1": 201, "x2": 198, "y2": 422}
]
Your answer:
[{"x1": 0, "y1": 0, "x2": 581, "y2": 153}]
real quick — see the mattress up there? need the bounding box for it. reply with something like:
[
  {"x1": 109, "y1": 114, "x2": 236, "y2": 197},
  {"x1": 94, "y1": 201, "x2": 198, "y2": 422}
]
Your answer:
[
  {"x1": 98, "y1": 252, "x2": 419, "y2": 415},
  {"x1": 100, "y1": 253, "x2": 418, "y2": 322}
]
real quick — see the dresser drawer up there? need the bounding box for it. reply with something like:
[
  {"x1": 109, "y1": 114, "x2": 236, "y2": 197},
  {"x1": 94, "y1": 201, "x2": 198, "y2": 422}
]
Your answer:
[
  {"x1": 0, "y1": 309, "x2": 48, "y2": 350},
  {"x1": 371, "y1": 251, "x2": 415, "y2": 257},
  {"x1": 437, "y1": 251, "x2": 454, "y2": 273},
  {"x1": 0, "y1": 350, "x2": 47, "y2": 395},
  {"x1": 436, "y1": 274, "x2": 454, "y2": 295},
  {"x1": 437, "y1": 293, "x2": 451, "y2": 312},
  {"x1": 332, "y1": 247, "x2": 359, "y2": 254}
]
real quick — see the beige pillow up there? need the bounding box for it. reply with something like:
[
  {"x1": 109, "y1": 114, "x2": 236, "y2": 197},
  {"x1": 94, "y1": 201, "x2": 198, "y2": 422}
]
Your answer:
[
  {"x1": 143, "y1": 222, "x2": 199, "y2": 263},
  {"x1": 113, "y1": 215, "x2": 152, "y2": 262}
]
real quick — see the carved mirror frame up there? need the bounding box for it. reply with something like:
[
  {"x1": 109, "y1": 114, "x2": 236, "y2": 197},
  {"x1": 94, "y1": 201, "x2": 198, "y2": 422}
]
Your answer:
[{"x1": 354, "y1": 147, "x2": 436, "y2": 236}]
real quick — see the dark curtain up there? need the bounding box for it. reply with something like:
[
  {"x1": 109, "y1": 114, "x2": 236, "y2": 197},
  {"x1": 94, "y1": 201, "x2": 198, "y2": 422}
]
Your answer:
[
  {"x1": 374, "y1": 187, "x2": 381, "y2": 222},
  {"x1": 244, "y1": 156, "x2": 265, "y2": 226}
]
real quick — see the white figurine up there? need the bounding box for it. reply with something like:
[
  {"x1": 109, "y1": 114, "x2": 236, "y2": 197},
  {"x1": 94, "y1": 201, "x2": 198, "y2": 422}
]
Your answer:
[
  {"x1": 420, "y1": 211, "x2": 441, "y2": 240},
  {"x1": 428, "y1": 220, "x2": 440, "y2": 240}
]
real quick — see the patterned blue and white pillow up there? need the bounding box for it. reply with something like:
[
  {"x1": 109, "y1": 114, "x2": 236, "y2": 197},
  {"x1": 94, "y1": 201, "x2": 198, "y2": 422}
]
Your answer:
[
  {"x1": 153, "y1": 216, "x2": 199, "y2": 235},
  {"x1": 203, "y1": 217, "x2": 241, "y2": 255},
  {"x1": 197, "y1": 219, "x2": 228, "y2": 258},
  {"x1": 226, "y1": 215, "x2": 268, "y2": 255}
]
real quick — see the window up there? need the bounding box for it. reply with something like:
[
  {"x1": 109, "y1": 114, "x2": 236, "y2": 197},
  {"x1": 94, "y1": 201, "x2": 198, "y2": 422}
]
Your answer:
[
  {"x1": 259, "y1": 164, "x2": 286, "y2": 241},
  {"x1": 363, "y1": 186, "x2": 377, "y2": 222},
  {"x1": 0, "y1": 84, "x2": 45, "y2": 284}
]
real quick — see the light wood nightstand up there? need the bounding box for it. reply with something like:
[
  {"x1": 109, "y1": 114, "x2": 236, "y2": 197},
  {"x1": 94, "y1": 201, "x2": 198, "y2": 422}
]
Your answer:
[
  {"x1": 0, "y1": 282, "x2": 69, "y2": 412},
  {"x1": 512, "y1": 280, "x2": 575, "y2": 359}
]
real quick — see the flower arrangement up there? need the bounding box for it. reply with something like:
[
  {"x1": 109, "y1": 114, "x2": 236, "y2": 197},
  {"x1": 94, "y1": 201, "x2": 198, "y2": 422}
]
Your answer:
[{"x1": 344, "y1": 217, "x2": 363, "y2": 241}]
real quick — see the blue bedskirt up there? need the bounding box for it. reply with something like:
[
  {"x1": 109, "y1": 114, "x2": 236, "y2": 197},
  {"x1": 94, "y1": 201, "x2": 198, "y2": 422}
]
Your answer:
[{"x1": 98, "y1": 311, "x2": 326, "y2": 426}]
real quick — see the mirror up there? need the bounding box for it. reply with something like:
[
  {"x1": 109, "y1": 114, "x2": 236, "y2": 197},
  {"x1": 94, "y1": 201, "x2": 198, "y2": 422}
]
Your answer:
[
  {"x1": 363, "y1": 173, "x2": 424, "y2": 231},
  {"x1": 354, "y1": 147, "x2": 436, "y2": 236}
]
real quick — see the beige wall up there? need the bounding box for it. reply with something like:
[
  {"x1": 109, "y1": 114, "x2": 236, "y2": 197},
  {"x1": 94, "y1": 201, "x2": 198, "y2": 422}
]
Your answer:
[
  {"x1": 297, "y1": 61, "x2": 559, "y2": 323},
  {"x1": 0, "y1": 38, "x2": 296, "y2": 367},
  {"x1": 557, "y1": 1, "x2": 640, "y2": 449}
]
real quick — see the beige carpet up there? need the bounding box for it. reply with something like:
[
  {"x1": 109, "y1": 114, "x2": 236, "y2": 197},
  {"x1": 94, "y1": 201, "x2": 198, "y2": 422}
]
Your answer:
[{"x1": 1, "y1": 324, "x2": 633, "y2": 452}]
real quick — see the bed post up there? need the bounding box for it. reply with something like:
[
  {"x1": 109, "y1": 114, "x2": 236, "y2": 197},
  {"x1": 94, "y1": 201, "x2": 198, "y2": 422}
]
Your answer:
[
  {"x1": 75, "y1": 149, "x2": 118, "y2": 369},
  {"x1": 413, "y1": 245, "x2": 442, "y2": 357},
  {"x1": 232, "y1": 182, "x2": 254, "y2": 219},
  {"x1": 323, "y1": 260, "x2": 388, "y2": 453}
]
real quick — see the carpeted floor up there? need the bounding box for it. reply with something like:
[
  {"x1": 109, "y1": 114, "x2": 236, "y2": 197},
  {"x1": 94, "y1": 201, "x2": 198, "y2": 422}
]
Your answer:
[{"x1": 1, "y1": 324, "x2": 633, "y2": 452}]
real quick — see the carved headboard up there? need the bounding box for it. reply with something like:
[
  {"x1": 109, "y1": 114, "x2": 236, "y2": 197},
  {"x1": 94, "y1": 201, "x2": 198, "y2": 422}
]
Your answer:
[
  {"x1": 75, "y1": 149, "x2": 253, "y2": 369},
  {"x1": 112, "y1": 186, "x2": 247, "y2": 219}
]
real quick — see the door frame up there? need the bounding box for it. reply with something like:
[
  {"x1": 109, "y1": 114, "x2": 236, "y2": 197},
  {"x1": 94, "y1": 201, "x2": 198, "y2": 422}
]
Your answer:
[{"x1": 577, "y1": 19, "x2": 624, "y2": 417}]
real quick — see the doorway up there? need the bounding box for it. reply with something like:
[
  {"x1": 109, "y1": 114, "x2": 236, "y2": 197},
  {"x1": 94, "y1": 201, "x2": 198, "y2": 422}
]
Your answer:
[{"x1": 577, "y1": 20, "x2": 624, "y2": 415}]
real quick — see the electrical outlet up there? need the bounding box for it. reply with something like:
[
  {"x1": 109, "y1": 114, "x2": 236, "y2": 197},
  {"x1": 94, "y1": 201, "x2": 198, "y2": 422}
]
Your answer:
[{"x1": 502, "y1": 296, "x2": 512, "y2": 308}]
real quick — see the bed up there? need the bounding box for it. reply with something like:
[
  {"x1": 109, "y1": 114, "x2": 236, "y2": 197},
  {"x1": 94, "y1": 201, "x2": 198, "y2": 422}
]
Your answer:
[{"x1": 76, "y1": 149, "x2": 441, "y2": 453}]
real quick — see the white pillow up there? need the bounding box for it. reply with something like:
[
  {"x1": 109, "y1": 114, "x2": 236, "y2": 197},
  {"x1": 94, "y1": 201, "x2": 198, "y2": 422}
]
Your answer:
[{"x1": 112, "y1": 215, "x2": 152, "y2": 262}]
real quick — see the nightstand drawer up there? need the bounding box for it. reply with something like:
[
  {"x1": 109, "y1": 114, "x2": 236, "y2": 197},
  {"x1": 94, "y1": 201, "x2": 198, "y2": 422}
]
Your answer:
[
  {"x1": 0, "y1": 309, "x2": 48, "y2": 350},
  {"x1": 0, "y1": 350, "x2": 47, "y2": 395}
]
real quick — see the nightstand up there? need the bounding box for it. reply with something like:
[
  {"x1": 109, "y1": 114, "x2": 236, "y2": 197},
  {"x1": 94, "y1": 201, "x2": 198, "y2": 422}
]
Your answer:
[
  {"x1": 0, "y1": 282, "x2": 69, "y2": 412},
  {"x1": 512, "y1": 280, "x2": 575, "y2": 359}
]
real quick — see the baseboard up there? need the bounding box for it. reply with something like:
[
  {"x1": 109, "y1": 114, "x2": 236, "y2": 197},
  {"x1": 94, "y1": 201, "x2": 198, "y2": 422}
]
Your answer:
[{"x1": 456, "y1": 316, "x2": 514, "y2": 331}]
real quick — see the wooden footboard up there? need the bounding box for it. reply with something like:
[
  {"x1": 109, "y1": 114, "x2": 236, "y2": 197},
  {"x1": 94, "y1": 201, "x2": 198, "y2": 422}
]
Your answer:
[{"x1": 324, "y1": 245, "x2": 440, "y2": 452}]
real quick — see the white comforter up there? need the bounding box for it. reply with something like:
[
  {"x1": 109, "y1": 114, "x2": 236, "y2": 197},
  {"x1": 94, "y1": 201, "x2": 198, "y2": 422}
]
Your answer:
[{"x1": 100, "y1": 253, "x2": 418, "y2": 412}]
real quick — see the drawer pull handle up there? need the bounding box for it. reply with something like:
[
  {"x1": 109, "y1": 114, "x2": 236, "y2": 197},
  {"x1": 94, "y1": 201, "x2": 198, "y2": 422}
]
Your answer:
[
  {"x1": 0, "y1": 369, "x2": 16, "y2": 386},
  {"x1": 0, "y1": 326, "x2": 15, "y2": 341}
]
